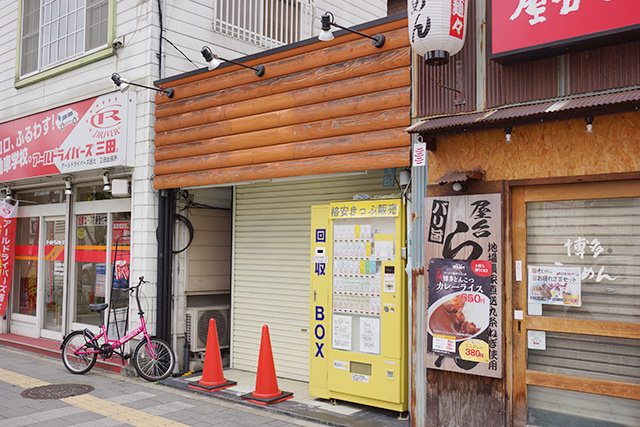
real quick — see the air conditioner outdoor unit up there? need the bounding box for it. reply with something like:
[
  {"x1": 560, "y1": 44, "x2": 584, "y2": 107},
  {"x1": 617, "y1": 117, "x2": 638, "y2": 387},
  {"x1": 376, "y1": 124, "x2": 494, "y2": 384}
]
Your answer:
[{"x1": 185, "y1": 305, "x2": 230, "y2": 352}]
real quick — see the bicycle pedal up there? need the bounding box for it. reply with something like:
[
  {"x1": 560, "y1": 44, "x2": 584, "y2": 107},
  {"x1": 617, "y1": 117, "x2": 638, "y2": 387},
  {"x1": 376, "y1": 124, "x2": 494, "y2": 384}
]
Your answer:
[{"x1": 123, "y1": 354, "x2": 131, "y2": 360}]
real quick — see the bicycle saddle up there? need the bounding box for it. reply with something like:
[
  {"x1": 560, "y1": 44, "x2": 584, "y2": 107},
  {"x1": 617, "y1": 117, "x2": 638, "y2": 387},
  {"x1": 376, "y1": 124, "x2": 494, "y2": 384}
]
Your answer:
[{"x1": 89, "y1": 303, "x2": 109, "y2": 312}]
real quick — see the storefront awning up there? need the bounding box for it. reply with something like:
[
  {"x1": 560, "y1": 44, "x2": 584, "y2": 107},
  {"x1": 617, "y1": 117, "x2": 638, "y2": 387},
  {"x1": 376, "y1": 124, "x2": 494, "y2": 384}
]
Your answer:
[{"x1": 406, "y1": 87, "x2": 640, "y2": 135}]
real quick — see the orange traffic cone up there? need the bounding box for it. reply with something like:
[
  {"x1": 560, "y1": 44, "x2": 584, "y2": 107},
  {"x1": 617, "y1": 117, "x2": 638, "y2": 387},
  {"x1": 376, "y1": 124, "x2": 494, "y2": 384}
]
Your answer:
[
  {"x1": 241, "y1": 325, "x2": 293, "y2": 405},
  {"x1": 188, "y1": 318, "x2": 236, "y2": 392}
]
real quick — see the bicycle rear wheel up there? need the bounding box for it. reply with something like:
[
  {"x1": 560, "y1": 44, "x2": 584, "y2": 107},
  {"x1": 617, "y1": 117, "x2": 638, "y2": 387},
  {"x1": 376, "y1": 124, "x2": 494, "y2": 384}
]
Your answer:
[
  {"x1": 61, "y1": 330, "x2": 98, "y2": 374},
  {"x1": 132, "y1": 337, "x2": 175, "y2": 381}
]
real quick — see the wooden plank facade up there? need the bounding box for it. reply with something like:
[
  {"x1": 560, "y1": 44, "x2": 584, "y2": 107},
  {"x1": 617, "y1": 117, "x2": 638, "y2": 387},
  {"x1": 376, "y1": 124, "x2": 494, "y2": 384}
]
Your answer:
[{"x1": 153, "y1": 16, "x2": 411, "y2": 189}]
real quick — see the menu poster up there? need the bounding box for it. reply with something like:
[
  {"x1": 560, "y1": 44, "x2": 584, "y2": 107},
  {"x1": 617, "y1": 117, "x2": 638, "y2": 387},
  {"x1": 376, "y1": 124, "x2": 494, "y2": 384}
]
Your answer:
[
  {"x1": 427, "y1": 258, "x2": 491, "y2": 364},
  {"x1": 359, "y1": 317, "x2": 380, "y2": 354},
  {"x1": 528, "y1": 265, "x2": 582, "y2": 306}
]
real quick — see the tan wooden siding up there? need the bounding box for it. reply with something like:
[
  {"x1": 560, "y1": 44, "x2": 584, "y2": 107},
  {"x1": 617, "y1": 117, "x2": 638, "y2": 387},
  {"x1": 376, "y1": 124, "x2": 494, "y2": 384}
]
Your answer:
[{"x1": 153, "y1": 18, "x2": 411, "y2": 189}]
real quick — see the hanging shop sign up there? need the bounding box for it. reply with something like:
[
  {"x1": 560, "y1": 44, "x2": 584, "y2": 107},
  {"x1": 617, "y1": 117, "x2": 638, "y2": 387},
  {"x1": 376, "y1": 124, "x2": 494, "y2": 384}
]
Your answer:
[
  {"x1": 490, "y1": 0, "x2": 640, "y2": 62},
  {"x1": 425, "y1": 193, "x2": 502, "y2": 378},
  {"x1": 0, "y1": 199, "x2": 18, "y2": 316},
  {"x1": 408, "y1": 0, "x2": 469, "y2": 65},
  {"x1": 0, "y1": 92, "x2": 133, "y2": 181}
]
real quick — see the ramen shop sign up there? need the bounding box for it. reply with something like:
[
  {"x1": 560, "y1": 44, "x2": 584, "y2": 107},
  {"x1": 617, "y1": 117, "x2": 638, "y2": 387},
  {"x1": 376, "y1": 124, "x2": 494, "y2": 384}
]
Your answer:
[
  {"x1": 425, "y1": 193, "x2": 502, "y2": 378},
  {"x1": 491, "y1": 0, "x2": 640, "y2": 62}
]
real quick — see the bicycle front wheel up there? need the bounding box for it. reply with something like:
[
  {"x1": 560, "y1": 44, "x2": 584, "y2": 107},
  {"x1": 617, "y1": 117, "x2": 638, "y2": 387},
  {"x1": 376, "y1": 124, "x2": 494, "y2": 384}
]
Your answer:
[
  {"x1": 61, "y1": 330, "x2": 98, "y2": 374},
  {"x1": 132, "y1": 337, "x2": 175, "y2": 381}
]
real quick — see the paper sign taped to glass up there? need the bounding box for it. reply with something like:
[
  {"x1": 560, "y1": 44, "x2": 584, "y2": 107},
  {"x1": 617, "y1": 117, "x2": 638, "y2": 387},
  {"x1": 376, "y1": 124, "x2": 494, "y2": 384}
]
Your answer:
[{"x1": 527, "y1": 265, "x2": 582, "y2": 306}]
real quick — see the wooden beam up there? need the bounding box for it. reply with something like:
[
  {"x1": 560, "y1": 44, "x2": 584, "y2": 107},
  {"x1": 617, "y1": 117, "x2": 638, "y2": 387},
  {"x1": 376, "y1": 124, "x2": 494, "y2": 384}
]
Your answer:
[
  {"x1": 154, "y1": 107, "x2": 409, "y2": 161},
  {"x1": 155, "y1": 87, "x2": 410, "y2": 146},
  {"x1": 155, "y1": 127, "x2": 409, "y2": 174},
  {"x1": 155, "y1": 67, "x2": 409, "y2": 133},
  {"x1": 153, "y1": 147, "x2": 410, "y2": 189},
  {"x1": 526, "y1": 316, "x2": 640, "y2": 340},
  {"x1": 156, "y1": 27, "x2": 409, "y2": 103},
  {"x1": 156, "y1": 48, "x2": 410, "y2": 119},
  {"x1": 526, "y1": 370, "x2": 640, "y2": 401}
]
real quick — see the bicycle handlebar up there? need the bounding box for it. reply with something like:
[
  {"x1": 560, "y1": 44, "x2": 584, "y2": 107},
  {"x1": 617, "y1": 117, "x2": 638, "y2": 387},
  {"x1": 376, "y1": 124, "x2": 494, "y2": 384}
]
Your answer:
[{"x1": 120, "y1": 276, "x2": 148, "y2": 292}]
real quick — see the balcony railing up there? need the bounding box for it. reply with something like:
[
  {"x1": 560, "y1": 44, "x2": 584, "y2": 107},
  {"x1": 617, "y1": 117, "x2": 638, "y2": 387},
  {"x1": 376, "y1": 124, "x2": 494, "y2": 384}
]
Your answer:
[{"x1": 213, "y1": 0, "x2": 315, "y2": 49}]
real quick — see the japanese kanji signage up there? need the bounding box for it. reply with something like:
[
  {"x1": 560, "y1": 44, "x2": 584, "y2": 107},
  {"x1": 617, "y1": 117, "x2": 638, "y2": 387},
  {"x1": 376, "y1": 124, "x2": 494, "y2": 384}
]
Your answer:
[
  {"x1": 425, "y1": 193, "x2": 502, "y2": 378},
  {"x1": 329, "y1": 200, "x2": 400, "y2": 219},
  {"x1": 491, "y1": 0, "x2": 640, "y2": 61},
  {"x1": 0, "y1": 200, "x2": 18, "y2": 316},
  {"x1": 0, "y1": 92, "x2": 133, "y2": 180}
]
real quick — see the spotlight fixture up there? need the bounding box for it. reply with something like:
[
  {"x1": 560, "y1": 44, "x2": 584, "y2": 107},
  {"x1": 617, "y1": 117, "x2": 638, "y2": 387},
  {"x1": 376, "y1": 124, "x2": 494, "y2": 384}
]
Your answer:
[
  {"x1": 64, "y1": 178, "x2": 73, "y2": 196},
  {"x1": 452, "y1": 182, "x2": 466, "y2": 192},
  {"x1": 504, "y1": 126, "x2": 513, "y2": 142},
  {"x1": 318, "y1": 12, "x2": 385, "y2": 48},
  {"x1": 4, "y1": 187, "x2": 12, "y2": 201},
  {"x1": 110, "y1": 73, "x2": 174, "y2": 98},
  {"x1": 103, "y1": 171, "x2": 111, "y2": 192},
  {"x1": 200, "y1": 46, "x2": 265, "y2": 77},
  {"x1": 585, "y1": 116, "x2": 594, "y2": 133}
]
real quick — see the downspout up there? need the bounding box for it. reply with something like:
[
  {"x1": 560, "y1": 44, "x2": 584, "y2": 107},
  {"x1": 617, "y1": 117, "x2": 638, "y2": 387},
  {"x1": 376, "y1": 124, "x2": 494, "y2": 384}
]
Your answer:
[{"x1": 157, "y1": 189, "x2": 174, "y2": 342}]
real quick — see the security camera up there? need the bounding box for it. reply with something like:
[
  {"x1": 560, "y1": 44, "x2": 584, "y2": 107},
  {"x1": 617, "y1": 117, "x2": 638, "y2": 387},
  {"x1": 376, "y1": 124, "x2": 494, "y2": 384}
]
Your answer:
[{"x1": 112, "y1": 37, "x2": 124, "y2": 49}]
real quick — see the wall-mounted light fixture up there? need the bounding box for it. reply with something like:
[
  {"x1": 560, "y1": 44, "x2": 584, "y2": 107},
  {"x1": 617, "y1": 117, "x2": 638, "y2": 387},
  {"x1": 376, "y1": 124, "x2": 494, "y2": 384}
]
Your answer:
[
  {"x1": 4, "y1": 187, "x2": 13, "y2": 202},
  {"x1": 318, "y1": 12, "x2": 385, "y2": 48},
  {"x1": 452, "y1": 182, "x2": 466, "y2": 192},
  {"x1": 504, "y1": 126, "x2": 513, "y2": 142},
  {"x1": 103, "y1": 171, "x2": 111, "y2": 192},
  {"x1": 585, "y1": 116, "x2": 594, "y2": 133},
  {"x1": 200, "y1": 46, "x2": 265, "y2": 77},
  {"x1": 64, "y1": 178, "x2": 73, "y2": 196},
  {"x1": 110, "y1": 73, "x2": 174, "y2": 98}
]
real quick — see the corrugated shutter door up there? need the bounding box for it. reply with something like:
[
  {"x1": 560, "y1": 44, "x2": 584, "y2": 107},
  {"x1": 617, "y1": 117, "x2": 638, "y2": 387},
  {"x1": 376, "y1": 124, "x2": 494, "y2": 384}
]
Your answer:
[{"x1": 232, "y1": 170, "x2": 399, "y2": 380}]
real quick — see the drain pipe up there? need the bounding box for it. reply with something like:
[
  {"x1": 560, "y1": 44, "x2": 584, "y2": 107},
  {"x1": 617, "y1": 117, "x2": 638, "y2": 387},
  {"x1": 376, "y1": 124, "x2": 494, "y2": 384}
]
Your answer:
[{"x1": 157, "y1": 189, "x2": 174, "y2": 342}]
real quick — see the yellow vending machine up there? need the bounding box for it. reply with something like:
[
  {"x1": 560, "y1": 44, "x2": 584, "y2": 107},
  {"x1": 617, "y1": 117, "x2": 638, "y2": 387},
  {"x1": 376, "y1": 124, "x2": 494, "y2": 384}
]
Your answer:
[{"x1": 309, "y1": 198, "x2": 407, "y2": 412}]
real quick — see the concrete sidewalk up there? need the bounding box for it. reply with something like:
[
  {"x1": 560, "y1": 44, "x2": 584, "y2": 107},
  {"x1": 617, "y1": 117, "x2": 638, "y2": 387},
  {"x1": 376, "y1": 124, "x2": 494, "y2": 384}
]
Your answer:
[
  {"x1": 0, "y1": 345, "x2": 322, "y2": 426},
  {"x1": 0, "y1": 344, "x2": 409, "y2": 426}
]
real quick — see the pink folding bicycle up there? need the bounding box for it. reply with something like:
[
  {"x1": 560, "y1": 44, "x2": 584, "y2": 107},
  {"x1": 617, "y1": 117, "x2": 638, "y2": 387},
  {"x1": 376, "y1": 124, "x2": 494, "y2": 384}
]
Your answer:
[{"x1": 60, "y1": 276, "x2": 175, "y2": 381}]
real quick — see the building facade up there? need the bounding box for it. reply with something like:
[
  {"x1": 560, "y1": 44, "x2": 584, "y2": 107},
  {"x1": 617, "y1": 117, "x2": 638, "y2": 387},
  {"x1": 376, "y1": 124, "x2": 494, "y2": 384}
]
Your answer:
[
  {"x1": 0, "y1": 0, "x2": 391, "y2": 377},
  {"x1": 407, "y1": 1, "x2": 640, "y2": 425}
]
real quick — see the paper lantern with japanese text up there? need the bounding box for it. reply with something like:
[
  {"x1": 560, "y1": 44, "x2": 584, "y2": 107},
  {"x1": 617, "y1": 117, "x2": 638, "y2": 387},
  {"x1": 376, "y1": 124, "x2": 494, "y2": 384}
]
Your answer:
[{"x1": 408, "y1": 0, "x2": 469, "y2": 65}]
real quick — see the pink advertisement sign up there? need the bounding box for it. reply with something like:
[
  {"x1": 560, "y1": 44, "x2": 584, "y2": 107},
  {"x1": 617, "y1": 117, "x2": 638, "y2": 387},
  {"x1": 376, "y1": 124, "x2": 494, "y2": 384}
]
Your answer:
[
  {"x1": 0, "y1": 200, "x2": 18, "y2": 316},
  {"x1": 0, "y1": 92, "x2": 131, "y2": 181}
]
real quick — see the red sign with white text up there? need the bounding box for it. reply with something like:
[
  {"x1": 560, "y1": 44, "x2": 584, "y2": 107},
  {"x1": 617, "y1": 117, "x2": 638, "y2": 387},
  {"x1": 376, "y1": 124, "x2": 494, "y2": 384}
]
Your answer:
[
  {"x1": 0, "y1": 200, "x2": 18, "y2": 316},
  {"x1": 0, "y1": 92, "x2": 131, "y2": 181},
  {"x1": 491, "y1": 0, "x2": 640, "y2": 57}
]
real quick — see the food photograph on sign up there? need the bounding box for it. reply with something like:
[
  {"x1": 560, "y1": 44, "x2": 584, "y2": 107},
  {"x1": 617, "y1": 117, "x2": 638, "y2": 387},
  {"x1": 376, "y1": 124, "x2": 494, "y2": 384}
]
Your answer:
[
  {"x1": 427, "y1": 258, "x2": 492, "y2": 364},
  {"x1": 527, "y1": 265, "x2": 582, "y2": 307}
]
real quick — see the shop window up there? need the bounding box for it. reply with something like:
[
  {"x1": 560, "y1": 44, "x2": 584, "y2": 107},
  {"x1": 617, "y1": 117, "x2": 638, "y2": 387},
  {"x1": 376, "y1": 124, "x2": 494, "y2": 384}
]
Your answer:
[
  {"x1": 14, "y1": 188, "x2": 64, "y2": 204},
  {"x1": 73, "y1": 211, "x2": 130, "y2": 326},
  {"x1": 19, "y1": 0, "x2": 109, "y2": 78},
  {"x1": 12, "y1": 217, "x2": 40, "y2": 316},
  {"x1": 525, "y1": 196, "x2": 640, "y2": 425}
]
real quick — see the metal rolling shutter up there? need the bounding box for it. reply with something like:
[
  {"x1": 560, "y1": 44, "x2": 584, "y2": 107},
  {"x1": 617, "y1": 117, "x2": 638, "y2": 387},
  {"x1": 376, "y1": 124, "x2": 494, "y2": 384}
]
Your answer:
[{"x1": 231, "y1": 170, "x2": 401, "y2": 380}]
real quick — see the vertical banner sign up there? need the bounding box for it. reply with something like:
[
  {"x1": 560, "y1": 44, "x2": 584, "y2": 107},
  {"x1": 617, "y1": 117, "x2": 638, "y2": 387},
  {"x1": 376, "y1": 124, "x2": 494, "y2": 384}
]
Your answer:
[
  {"x1": 424, "y1": 194, "x2": 502, "y2": 378},
  {"x1": 0, "y1": 200, "x2": 18, "y2": 316}
]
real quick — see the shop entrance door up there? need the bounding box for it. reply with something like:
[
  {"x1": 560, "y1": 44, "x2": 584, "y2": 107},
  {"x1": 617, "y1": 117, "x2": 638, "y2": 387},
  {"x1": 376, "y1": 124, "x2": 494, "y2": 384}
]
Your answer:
[
  {"x1": 511, "y1": 181, "x2": 640, "y2": 426},
  {"x1": 39, "y1": 218, "x2": 66, "y2": 340}
]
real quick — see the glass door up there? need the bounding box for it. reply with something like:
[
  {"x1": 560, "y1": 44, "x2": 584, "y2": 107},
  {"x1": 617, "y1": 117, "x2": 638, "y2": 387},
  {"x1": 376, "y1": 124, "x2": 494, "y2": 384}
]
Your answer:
[
  {"x1": 511, "y1": 181, "x2": 640, "y2": 426},
  {"x1": 40, "y1": 218, "x2": 66, "y2": 339}
]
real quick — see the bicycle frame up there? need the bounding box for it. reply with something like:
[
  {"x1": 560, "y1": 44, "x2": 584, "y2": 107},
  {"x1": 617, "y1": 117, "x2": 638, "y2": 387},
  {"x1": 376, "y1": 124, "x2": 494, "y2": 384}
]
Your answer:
[{"x1": 74, "y1": 278, "x2": 158, "y2": 361}]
